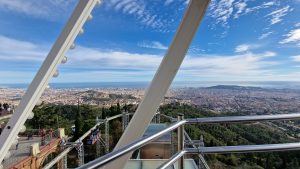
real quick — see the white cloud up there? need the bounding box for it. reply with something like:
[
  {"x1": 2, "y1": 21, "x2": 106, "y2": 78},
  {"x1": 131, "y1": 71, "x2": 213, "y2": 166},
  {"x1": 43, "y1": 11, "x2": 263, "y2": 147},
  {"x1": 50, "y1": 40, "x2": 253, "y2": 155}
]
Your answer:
[
  {"x1": 234, "y1": 1, "x2": 247, "y2": 19},
  {"x1": 104, "y1": 0, "x2": 166, "y2": 30},
  {"x1": 291, "y1": 55, "x2": 300, "y2": 62},
  {"x1": 137, "y1": 41, "x2": 168, "y2": 50},
  {"x1": 280, "y1": 29, "x2": 300, "y2": 44},
  {"x1": 53, "y1": 70, "x2": 156, "y2": 83},
  {"x1": 258, "y1": 32, "x2": 273, "y2": 40},
  {"x1": 164, "y1": 0, "x2": 174, "y2": 6},
  {"x1": 108, "y1": 0, "x2": 145, "y2": 15},
  {"x1": 66, "y1": 46, "x2": 278, "y2": 82},
  {"x1": 208, "y1": 0, "x2": 277, "y2": 27},
  {"x1": 65, "y1": 47, "x2": 278, "y2": 82},
  {"x1": 234, "y1": 44, "x2": 261, "y2": 53},
  {"x1": 266, "y1": 6, "x2": 292, "y2": 25},
  {"x1": 68, "y1": 47, "x2": 162, "y2": 70},
  {"x1": 245, "y1": 1, "x2": 276, "y2": 14},
  {"x1": 0, "y1": 35, "x2": 46, "y2": 62},
  {"x1": 0, "y1": 0, "x2": 75, "y2": 20},
  {"x1": 184, "y1": 0, "x2": 190, "y2": 5},
  {"x1": 0, "y1": 35, "x2": 284, "y2": 82},
  {"x1": 209, "y1": 0, "x2": 235, "y2": 26},
  {"x1": 0, "y1": 71, "x2": 36, "y2": 83},
  {"x1": 183, "y1": 51, "x2": 276, "y2": 71},
  {"x1": 235, "y1": 44, "x2": 250, "y2": 53}
]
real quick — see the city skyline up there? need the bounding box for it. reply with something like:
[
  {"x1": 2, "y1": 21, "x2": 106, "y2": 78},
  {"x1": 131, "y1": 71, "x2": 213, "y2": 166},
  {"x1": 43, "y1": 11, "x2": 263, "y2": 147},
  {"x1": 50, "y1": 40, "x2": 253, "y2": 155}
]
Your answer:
[{"x1": 0, "y1": 0, "x2": 300, "y2": 84}]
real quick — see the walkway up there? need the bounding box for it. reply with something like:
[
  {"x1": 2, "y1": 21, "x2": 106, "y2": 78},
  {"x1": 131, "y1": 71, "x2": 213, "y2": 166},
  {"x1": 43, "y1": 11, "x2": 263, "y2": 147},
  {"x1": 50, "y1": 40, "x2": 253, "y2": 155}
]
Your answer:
[{"x1": 2, "y1": 137, "x2": 41, "y2": 169}]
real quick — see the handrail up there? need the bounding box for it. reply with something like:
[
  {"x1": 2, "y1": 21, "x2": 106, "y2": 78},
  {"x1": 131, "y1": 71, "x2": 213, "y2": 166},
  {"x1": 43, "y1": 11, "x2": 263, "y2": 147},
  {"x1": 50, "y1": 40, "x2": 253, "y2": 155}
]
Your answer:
[
  {"x1": 158, "y1": 150, "x2": 187, "y2": 169},
  {"x1": 77, "y1": 112, "x2": 300, "y2": 169},
  {"x1": 184, "y1": 131, "x2": 210, "y2": 169},
  {"x1": 186, "y1": 113, "x2": 300, "y2": 124},
  {"x1": 158, "y1": 142, "x2": 300, "y2": 169},
  {"x1": 77, "y1": 120, "x2": 187, "y2": 169},
  {"x1": 186, "y1": 142, "x2": 300, "y2": 154}
]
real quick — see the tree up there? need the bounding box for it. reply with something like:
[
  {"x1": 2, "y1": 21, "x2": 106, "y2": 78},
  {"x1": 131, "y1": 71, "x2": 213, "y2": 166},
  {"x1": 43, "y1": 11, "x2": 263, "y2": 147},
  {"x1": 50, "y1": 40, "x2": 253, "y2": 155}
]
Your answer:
[
  {"x1": 74, "y1": 100, "x2": 83, "y2": 140},
  {"x1": 109, "y1": 105, "x2": 117, "y2": 116},
  {"x1": 117, "y1": 102, "x2": 121, "y2": 114},
  {"x1": 101, "y1": 107, "x2": 106, "y2": 119},
  {"x1": 111, "y1": 120, "x2": 122, "y2": 147},
  {"x1": 123, "y1": 104, "x2": 128, "y2": 112},
  {"x1": 3, "y1": 103, "x2": 9, "y2": 110}
]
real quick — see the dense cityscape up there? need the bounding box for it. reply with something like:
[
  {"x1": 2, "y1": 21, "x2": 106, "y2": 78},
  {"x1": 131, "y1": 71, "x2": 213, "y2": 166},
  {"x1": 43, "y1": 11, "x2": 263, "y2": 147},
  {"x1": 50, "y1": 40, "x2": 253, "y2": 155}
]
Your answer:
[
  {"x1": 2, "y1": 85, "x2": 300, "y2": 114},
  {"x1": 2, "y1": 85, "x2": 300, "y2": 168}
]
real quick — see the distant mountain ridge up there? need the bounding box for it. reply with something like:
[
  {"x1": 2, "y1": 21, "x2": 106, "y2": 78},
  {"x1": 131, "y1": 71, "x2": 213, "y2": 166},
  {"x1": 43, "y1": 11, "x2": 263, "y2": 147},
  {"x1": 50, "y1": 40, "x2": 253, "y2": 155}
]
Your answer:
[{"x1": 205, "y1": 85, "x2": 264, "y2": 90}]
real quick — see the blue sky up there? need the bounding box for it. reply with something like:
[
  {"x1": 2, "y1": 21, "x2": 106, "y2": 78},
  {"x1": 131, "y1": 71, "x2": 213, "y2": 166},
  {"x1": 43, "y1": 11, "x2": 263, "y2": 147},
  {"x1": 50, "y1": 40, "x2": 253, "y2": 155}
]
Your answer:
[{"x1": 0, "y1": 0, "x2": 300, "y2": 84}]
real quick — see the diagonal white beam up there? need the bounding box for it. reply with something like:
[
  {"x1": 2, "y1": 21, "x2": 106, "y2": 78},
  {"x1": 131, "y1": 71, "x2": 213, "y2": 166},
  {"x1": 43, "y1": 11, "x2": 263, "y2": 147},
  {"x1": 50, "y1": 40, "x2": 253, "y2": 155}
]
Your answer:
[
  {"x1": 0, "y1": 0, "x2": 101, "y2": 163},
  {"x1": 105, "y1": 0, "x2": 210, "y2": 168}
]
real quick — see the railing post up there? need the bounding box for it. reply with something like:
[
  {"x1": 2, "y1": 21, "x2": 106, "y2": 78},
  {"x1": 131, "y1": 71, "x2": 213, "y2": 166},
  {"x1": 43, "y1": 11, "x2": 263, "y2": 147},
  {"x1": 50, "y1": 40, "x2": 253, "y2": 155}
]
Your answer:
[
  {"x1": 178, "y1": 114, "x2": 184, "y2": 169},
  {"x1": 122, "y1": 112, "x2": 126, "y2": 132},
  {"x1": 157, "y1": 112, "x2": 161, "y2": 123},
  {"x1": 105, "y1": 118, "x2": 109, "y2": 153},
  {"x1": 76, "y1": 139, "x2": 84, "y2": 166},
  {"x1": 63, "y1": 155, "x2": 68, "y2": 169}
]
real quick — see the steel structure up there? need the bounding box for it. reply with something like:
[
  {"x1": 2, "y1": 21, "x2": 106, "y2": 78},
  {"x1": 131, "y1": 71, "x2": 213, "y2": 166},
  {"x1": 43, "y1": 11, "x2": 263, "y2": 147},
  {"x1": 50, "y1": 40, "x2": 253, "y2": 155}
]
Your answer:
[
  {"x1": 75, "y1": 140, "x2": 84, "y2": 166},
  {"x1": 0, "y1": 0, "x2": 101, "y2": 164},
  {"x1": 43, "y1": 112, "x2": 133, "y2": 169},
  {"x1": 177, "y1": 114, "x2": 185, "y2": 169},
  {"x1": 78, "y1": 120, "x2": 186, "y2": 169},
  {"x1": 78, "y1": 113, "x2": 300, "y2": 169},
  {"x1": 106, "y1": 0, "x2": 210, "y2": 168},
  {"x1": 184, "y1": 131, "x2": 210, "y2": 169},
  {"x1": 63, "y1": 155, "x2": 68, "y2": 169},
  {"x1": 105, "y1": 118, "x2": 109, "y2": 153},
  {"x1": 159, "y1": 112, "x2": 210, "y2": 168},
  {"x1": 96, "y1": 138, "x2": 102, "y2": 157}
]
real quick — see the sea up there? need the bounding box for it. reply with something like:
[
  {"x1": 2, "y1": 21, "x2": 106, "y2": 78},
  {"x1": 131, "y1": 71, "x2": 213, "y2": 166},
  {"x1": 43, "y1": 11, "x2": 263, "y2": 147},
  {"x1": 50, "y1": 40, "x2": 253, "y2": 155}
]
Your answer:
[{"x1": 1, "y1": 81, "x2": 300, "y2": 90}]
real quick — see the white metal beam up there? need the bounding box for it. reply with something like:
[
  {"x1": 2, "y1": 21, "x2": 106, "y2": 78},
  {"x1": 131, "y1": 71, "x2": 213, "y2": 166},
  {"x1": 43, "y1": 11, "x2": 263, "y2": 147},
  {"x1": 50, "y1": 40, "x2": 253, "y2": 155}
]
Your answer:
[
  {"x1": 105, "y1": 0, "x2": 210, "y2": 168},
  {"x1": 0, "y1": 0, "x2": 101, "y2": 163}
]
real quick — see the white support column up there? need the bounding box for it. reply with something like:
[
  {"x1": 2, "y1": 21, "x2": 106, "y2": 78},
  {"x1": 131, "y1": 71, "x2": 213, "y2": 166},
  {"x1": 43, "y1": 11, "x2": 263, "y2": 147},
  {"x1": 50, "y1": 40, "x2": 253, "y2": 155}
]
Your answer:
[
  {"x1": 0, "y1": 0, "x2": 101, "y2": 163},
  {"x1": 105, "y1": 0, "x2": 210, "y2": 168}
]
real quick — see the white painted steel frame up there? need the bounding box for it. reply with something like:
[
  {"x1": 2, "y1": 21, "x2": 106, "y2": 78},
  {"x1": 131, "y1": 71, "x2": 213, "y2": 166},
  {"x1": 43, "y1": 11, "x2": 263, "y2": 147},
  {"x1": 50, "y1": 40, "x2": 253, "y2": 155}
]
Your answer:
[
  {"x1": 43, "y1": 112, "x2": 133, "y2": 169},
  {"x1": 0, "y1": 0, "x2": 101, "y2": 164},
  {"x1": 106, "y1": 0, "x2": 211, "y2": 168}
]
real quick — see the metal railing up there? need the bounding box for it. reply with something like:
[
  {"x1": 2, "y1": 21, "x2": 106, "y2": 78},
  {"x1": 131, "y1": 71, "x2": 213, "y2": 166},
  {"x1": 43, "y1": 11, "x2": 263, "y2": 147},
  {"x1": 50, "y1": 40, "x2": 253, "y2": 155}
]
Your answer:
[
  {"x1": 78, "y1": 112, "x2": 300, "y2": 169},
  {"x1": 43, "y1": 112, "x2": 133, "y2": 169},
  {"x1": 184, "y1": 131, "x2": 210, "y2": 169},
  {"x1": 159, "y1": 112, "x2": 210, "y2": 169}
]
